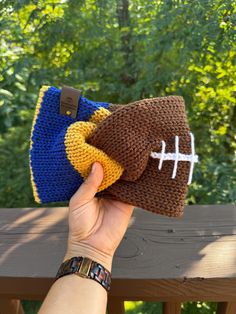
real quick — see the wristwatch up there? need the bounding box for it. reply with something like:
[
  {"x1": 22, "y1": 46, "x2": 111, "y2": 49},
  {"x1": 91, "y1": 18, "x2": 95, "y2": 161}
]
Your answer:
[{"x1": 55, "y1": 256, "x2": 111, "y2": 292}]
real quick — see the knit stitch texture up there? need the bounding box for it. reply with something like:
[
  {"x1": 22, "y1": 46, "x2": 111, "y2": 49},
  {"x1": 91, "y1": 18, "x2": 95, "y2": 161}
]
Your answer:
[{"x1": 29, "y1": 85, "x2": 198, "y2": 217}]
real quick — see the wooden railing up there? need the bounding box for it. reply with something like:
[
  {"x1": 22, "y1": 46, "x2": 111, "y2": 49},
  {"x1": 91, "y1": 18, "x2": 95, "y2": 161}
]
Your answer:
[{"x1": 0, "y1": 205, "x2": 236, "y2": 314}]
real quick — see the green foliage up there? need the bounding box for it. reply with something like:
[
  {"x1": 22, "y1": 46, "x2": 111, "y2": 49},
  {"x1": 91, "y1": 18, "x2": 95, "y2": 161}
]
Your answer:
[
  {"x1": 124, "y1": 301, "x2": 217, "y2": 314},
  {"x1": 137, "y1": 302, "x2": 162, "y2": 314},
  {"x1": 0, "y1": 1, "x2": 235, "y2": 313},
  {"x1": 21, "y1": 300, "x2": 42, "y2": 314},
  {"x1": 22, "y1": 300, "x2": 218, "y2": 314},
  {"x1": 0, "y1": 116, "x2": 35, "y2": 207},
  {"x1": 182, "y1": 301, "x2": 217, "y2": 314},
  {"x1": 187, "y1": 155, "x2": 236, "y2": 205}
]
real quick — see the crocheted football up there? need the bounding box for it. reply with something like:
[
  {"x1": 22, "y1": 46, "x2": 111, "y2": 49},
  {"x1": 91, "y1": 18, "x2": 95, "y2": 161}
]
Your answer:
[{"x1": 29, "y1": 85, "x2": 198, "y2": 217}]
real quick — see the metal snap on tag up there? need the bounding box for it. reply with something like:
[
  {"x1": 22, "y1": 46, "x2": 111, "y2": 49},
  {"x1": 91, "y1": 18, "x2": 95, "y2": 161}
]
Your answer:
[{"x1": 60, "y1": 85, "x2": 81, "y2": 118}]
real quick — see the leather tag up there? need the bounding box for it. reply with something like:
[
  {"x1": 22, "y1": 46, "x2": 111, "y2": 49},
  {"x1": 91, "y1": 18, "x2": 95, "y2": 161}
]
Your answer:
[{"x1": 60, "y1": 85, "x2": 81, "y2": 118}]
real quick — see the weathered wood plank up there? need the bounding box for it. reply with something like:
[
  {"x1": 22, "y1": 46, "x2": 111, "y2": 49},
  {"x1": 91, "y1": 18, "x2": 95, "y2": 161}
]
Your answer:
[
  {"x1": 0, "y1": 299, "x2": 25, "y2": 314},
  {"x1": 163, "y1": 302, "x2": 181, "y2": 314},
  {"x1": 109, "y1": 278, "x2": 236, "y2": 302},
  {"x1": 0, "y1": 205, "x2": 235, "y2": 300},
  {"x1": 0, "y1": 277, "x2": 236, "y2": 301},
  {"x1": 107, "y1": 297, "x2": 124, "y2": 314},
  {"x1": 217, "y1": 302, "x2": 236, "y2": 314}
]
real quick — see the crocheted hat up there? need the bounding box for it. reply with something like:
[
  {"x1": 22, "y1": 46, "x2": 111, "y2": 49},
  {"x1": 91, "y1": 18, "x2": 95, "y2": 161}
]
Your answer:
[{"x1": 29, "y1": 85, "x2": 198, "y2": 217}]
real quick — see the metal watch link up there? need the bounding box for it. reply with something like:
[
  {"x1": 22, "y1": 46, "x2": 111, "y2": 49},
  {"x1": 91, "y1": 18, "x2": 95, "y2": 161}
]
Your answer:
[{"x1": 55, "y1": 256, "x2": 111, "y2": 292}]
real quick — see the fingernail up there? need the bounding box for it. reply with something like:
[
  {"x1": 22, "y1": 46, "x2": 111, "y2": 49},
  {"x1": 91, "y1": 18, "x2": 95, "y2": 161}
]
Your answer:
[{"x1": 91, "y1": 162, "x2": 96, "y2": 173}]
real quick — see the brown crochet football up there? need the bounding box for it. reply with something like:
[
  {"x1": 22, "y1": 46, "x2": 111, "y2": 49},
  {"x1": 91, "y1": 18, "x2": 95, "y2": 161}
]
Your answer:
[{"x1": 88, "y1": 96, "x2": 198, "y2": 217}]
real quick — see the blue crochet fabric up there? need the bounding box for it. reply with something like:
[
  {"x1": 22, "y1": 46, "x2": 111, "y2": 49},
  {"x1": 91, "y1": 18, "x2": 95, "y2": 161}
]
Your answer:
[{"x1": 29, "y1": 85, "x2": 110, "y2": 203}]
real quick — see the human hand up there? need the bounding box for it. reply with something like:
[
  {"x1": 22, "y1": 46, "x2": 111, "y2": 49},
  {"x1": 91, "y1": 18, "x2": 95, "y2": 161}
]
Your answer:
[{"x1": 64, "y1": 162, "x2": 134, "y2": 271}]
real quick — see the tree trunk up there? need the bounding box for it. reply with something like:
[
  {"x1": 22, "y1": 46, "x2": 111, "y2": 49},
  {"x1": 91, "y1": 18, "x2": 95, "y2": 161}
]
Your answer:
[{"x1": 116, "y1": 0, "x2": 135, "y2": 86}]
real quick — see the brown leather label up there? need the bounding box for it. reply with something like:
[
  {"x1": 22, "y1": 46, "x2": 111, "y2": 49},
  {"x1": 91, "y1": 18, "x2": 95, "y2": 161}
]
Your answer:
[{"x1": 60, "y1": 85, "x2": 81, "y2": 118}]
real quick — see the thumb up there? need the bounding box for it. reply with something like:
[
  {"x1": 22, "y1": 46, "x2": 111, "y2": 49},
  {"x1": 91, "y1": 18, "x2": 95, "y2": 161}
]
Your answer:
[{"x1": 69, "y1": 162, "x2": 104, "y2": 209}]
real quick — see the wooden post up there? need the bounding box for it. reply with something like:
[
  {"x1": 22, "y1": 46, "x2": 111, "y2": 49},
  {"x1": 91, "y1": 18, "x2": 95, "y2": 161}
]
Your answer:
[
  {"x1": 217, "y1": 302, "x2": 236, "y2": 314},
  {"x1": 107, "y1": 297, "x2": 125, "y2": 314},
  {"x1": 163, "y1": 302, "x2": 181, "y2": 314},
  {"x1": 0, "y1": 299, "x2": 25, "y2": 314}
]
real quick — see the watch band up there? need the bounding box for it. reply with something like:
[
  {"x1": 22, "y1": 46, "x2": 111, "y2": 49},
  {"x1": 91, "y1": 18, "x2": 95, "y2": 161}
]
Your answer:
[{"x1": 55, "y1": 256, "x2": 111, "y2": 292}]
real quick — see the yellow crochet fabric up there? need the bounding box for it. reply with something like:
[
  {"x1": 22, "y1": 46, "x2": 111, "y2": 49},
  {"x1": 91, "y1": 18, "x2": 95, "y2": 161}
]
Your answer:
[
  {"x1": 89, "y1": 106, "x2": 111, "y2": 124},
  {"x1": 64, "y1": 107, "x2": 124, "y2": 191},
  {"x1": 29, "y1": 85, "x2": 50, "y2": 203}
]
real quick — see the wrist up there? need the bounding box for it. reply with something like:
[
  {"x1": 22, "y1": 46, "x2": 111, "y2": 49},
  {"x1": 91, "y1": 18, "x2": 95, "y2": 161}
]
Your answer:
[{"x1": 64, "y1": 242, "x2": 113, "y2": 272}]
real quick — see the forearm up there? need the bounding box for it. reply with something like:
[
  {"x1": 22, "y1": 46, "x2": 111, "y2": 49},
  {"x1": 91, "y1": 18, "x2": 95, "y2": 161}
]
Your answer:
[
  {"x1": 38, "y1": 161, "x2": 132, "y2": 314},
  {"x1": 38, "y1": 273, "x2": 108, "y2": 314},
  {"x1": 38, "y1": 244, "x2": 113, "y2": 314}
]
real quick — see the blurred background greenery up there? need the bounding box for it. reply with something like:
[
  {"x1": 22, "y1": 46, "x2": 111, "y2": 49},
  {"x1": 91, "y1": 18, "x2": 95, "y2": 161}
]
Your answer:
[{"x1": 0, "y1": 0, "x2": 235, "y2": 313}]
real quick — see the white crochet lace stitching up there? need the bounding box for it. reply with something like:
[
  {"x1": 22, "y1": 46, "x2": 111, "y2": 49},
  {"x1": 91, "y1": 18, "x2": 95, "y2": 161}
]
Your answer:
[
  {"x1": 150, "y1": 132, "x2": 199, "y2": 185},
  {"x1": 158, "y1": 140, "x2": 166, "y2": 170},
  {"x1": 172, "y1": 135, "x2": 179, "y2": 180}
]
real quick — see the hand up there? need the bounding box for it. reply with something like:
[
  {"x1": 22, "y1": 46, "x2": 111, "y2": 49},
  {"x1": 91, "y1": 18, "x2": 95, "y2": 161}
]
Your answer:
[{"x1": 64, "y1": 162, "x2": 134, "y2": 271}]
